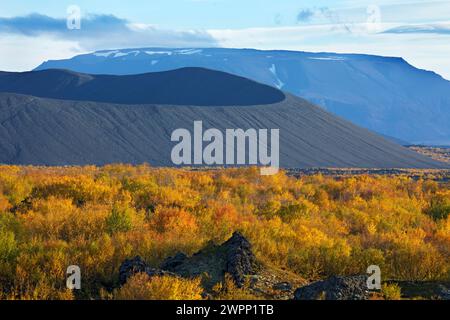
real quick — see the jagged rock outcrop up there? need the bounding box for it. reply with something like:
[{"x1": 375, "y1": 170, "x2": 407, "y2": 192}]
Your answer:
[
  {"x1": 222, "y1": 232, "x2": 260, "y2": 286},
  {"x1": 160, "y1": 252, "x2": 188, "y2": 271},
  {"x1": 160, "y1": 232, "x2": 260, "y2": 288},
  {"x1": 118, "y1": 256, "x2": 177, "y2": 285},
  {"x1": 118, "y1": 232, "x2": 260, "y2": 288},
  {"x1": 117, "y1": 233, "x2": 312, "y2": 299},
  {"x1": 161, "y1": 232, "x2": 260, "y2": 287},
  {"x1": 294, "y1": 275, "x2": 370, "y2": 300}
]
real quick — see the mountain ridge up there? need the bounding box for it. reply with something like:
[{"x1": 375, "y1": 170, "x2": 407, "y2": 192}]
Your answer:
[{"x1": 35, "y1": 47, "x2": 450, "y2": 145}]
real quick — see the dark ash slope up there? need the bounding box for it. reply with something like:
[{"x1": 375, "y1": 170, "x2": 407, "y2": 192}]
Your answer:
[{"x1": 0, "y1": 74, "x2": 445, "y2": 168}]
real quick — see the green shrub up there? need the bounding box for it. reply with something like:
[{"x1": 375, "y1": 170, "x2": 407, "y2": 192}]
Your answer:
[
  {"x1": 106, "y1": 205, "x2": 133, "y2": 234},
  {"x1": 0, "y1": 230, "x2": 18, "y2": 263},
  {"x1": 426, "y1": 196, "x2": 450, "y2": 221},
  {"x1": 382, "y1": 283, "x2": 402, "y2": 300}
]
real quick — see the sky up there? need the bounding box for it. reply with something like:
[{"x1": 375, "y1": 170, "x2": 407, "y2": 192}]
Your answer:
[{"x1": 1, "y1": 0, "x2": 450, "y2": 79}]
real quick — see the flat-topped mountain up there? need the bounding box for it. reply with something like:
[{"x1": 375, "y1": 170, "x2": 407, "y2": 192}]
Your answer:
[{"x1": 35, "y1": 48, "x2": 450, "y2": 145}]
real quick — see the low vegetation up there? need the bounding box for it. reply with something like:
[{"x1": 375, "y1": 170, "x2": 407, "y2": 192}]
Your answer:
[
  {"x1": 0, "y1": 164, "x2": 448, "y2": 300},
  {"x1": 408, "y1": 146, "x2": 450, "y2": 164},
  {"x1": 113, "y1": 273, "x2": 203, "y2": 300}
]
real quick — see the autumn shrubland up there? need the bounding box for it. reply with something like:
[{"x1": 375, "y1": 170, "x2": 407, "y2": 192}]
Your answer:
[{"x1": 0, "y1": 164, "x2": 448, "y2": 300}]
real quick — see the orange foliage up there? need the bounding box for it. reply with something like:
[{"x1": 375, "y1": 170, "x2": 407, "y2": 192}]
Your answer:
[{"x1": 0, "y1": 164, "x2": 448, "y2": 300}]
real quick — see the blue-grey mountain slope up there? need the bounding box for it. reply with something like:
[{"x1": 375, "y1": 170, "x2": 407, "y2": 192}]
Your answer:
[{"x1": 35, "y1": 48, "x2": 450, "y2": 145}]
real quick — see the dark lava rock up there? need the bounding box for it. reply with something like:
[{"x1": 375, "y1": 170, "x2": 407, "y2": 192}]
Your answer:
[
  {"x1": 439, "y1": 285, "x2": 450, "y2": 300},
  {"x1": 294, "y1": 275, "x2": 370, "y2": 300},
  {"x1": 159, "y1": 232, "x2": 260, "y2": 288},
  {"x1": 119, "y1": 233, "x2": 260, "y2": 288},
  {"x1": 223, "y1": 232, "x2": 260, "y2": 287},
  {"x1": 273, "y1": 282, "x2": 293, "y2": 292},
  {"x1": 392, "y1": 281, "x2": 450, "y2": 299},
  {"x1": 160, "y1": 252, "x2": 188, "y2": 271},
  {"x1": 118, "y1": 256, "x2": 176, "y2": 285}
]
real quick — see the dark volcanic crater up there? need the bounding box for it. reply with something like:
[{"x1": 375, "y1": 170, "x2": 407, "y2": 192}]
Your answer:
[
  {"x1": 0, "y1": 68, "x2": 447, "y2": 169},
  {"x1": 0, "y1": 68, "x2": 285, "y2": 106}
]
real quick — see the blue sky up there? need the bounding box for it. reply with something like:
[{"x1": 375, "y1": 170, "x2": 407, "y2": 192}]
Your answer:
[
  {"x1": 2, "y1": 0, "x2": 449, "y2": 28},
  {"x1": 1, "y1": 0, "x2": 450, "y2": 78},
  {"x1": 0, "y1": 0, "x2": 351, "y2": 29}
]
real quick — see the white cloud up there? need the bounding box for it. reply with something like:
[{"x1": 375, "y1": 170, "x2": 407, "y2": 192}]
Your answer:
[
  {"x1": 384, "y1": 22, "x2": 450, "y2": 34},
  {"x1": 0, "y1": 13, "x2": 217, "y2": 56},
  {"x1": 0, "y1": 34, "x2": 84, "y2": 71}
]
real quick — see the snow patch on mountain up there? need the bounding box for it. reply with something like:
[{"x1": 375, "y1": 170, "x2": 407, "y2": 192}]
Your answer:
[
  {"x1": 145, "y1": 50, "x2": 173, "y2": 56},
  {"x1": 94, "y1": 50, "x2": 119, "y2": 57},
  {"x1": 308, "y1": 57, "x2": 346, "y2": 61},
  {"x1": 176, "y1": 49, "x2": 203, "y2": 55},
  {"x1": 269, "y1": 64, "x2": 284, "y2": 89}
]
